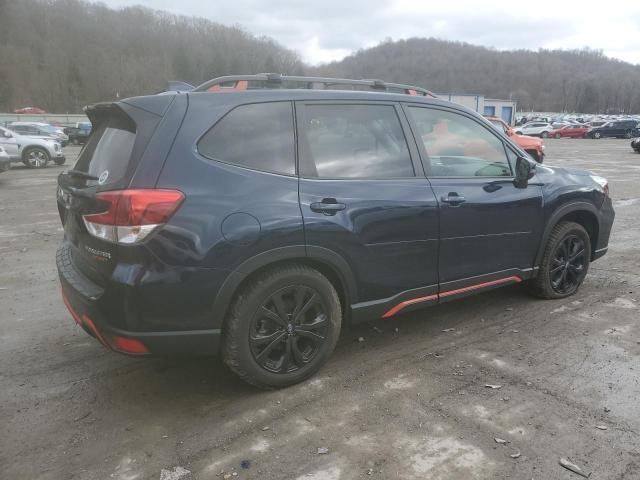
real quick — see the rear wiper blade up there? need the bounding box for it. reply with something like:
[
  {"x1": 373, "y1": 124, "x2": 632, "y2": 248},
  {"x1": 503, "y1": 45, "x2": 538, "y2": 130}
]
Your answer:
[{"x1": 64, "y1": 169, "x2": 99, "y2": 181}]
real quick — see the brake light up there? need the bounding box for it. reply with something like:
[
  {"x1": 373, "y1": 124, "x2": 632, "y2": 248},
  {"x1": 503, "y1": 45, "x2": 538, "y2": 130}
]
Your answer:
[{"x1": 83, "y1": 189, "x2": 184, "y2": 244}]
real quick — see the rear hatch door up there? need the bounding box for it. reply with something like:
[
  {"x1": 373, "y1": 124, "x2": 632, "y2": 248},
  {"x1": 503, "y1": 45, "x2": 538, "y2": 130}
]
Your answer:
[{"x1": 57, "y1": 98, "x2": 171, "y2": 286}]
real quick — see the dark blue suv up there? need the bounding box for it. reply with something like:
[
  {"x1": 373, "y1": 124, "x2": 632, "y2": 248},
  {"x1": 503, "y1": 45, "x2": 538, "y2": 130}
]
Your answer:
[{"x1": 57, "y1": 74, "x2": 614, "y2": 388}]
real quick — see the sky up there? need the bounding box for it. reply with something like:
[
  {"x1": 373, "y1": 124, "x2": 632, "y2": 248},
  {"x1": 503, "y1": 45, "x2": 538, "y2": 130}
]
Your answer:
[{"x1": 99, "y1": 0, "x2": 640, "y2": 66}]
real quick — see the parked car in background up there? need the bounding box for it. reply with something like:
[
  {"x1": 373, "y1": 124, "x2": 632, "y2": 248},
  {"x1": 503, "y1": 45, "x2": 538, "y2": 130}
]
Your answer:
[
  {"x1": 586, "y1": 120, "x2": 640, "y2": 139},
  {"x1": 56, "y1": 74, "x2": 614, "y2": 389},
  {"x1": 64, "y1": 123, "x2": 92, "y2": 145},
  {"x1": 0, "y1": 126, "x2": 65, "y2": 167},
  {"x1": 632, "y1": 138, "x2": 640, "y2": 153},
  {"x1": 8, "y1": 122, "x2": 69, "y2": 146},
  {"x1": 515, "y1": 122, "x2": 554, "y2": 138},
  {"x1": 549, "y1": 125, "x2": 590, "y2": 139},
  {"x1": 0, "y1": 146, "x2": 10, "y2": 173},
  {"x1": 14, "y1": 106, "x2": 47, "y2": 114},
  {"x1": 486, "y1": 116, "x2": 545, "y2": 162}
]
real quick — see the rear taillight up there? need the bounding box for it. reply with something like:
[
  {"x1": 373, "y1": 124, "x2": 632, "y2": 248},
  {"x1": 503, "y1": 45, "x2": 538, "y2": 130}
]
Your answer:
[{"x1": 83, "y1": 189, "x2": 184, "y2": 244}]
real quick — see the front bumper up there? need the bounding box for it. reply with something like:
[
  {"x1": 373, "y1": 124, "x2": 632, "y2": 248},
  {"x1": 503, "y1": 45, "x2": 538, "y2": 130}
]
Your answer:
[
  {"x1": 56, "y1": 244, "x2": 221, "y2": 356},
  {"x1": 593, "y1": 196, "x2": 615, "y2": 261}
]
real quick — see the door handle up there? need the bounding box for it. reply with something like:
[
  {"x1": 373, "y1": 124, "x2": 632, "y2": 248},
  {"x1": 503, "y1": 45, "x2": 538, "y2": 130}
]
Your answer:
[
  {"x1": 310, "y1": 198, "x2": 346, "y2": 215},
  {"x1": 441, "y1": 193, "x2": 466, "y2": 206}
]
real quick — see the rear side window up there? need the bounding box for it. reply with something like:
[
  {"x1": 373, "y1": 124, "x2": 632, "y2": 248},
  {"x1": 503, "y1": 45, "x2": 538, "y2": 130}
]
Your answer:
[
  {"x1": 298, "y1": 104, "x2": 414, "y2": 178},
  {"x1": 198, "y1": 102, "x2": 295, "y2": 176},
  {"x1": 73, "y1": 114, "x2": 136, "y2": 186}
]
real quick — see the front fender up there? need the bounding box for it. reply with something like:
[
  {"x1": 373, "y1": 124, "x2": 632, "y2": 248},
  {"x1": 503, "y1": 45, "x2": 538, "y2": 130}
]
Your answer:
[{"x1": 533, "y1": 201, "x2": 601, "y2": 267}]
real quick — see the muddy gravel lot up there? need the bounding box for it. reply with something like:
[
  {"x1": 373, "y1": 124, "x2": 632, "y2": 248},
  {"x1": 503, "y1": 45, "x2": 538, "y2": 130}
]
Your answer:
[{"x1": 1, "y1": 139, "x2": 639, "y2": 480}]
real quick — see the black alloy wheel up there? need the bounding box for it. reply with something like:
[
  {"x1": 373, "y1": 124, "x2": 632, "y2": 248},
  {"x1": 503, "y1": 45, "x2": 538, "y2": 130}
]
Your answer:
[
  {"x1": 526, "y1": 221, "x2": 591, "y2": 299},
  {"x1": 223, "y1": 265, "x2": 341, "y2": 389},
  {"x1": 249, "y1": 285, "x2": 329, "y2": 374},
  {"x1": 549, "y1": 234, "x2": 587, "y2": 295}
]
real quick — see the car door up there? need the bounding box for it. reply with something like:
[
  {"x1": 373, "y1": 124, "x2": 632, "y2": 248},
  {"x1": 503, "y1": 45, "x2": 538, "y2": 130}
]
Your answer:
[
  {"x1": 0, "y1": 127, "x2": 20, "y2": 160},
  {"x1": 296, "y1": 101, "x2": 440, "y2": 314},
  {"x1": 404, "y1": 104, "x2": 544, "y2": 296},
  {"x1": 529, "y1": 123, "x2": 544, "y2": 135}
]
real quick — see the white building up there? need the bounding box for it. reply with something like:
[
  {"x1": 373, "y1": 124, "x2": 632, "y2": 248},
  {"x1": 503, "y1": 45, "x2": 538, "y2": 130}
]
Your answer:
[{"x1": 437, "y1": 94, "x2": 517, "y2": 125}]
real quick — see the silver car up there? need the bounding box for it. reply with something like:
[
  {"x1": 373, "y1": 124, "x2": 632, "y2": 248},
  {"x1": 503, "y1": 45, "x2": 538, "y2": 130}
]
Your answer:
[
  {"x1": 0, "y1": 126, "x2": 65, "y2": 168},
  {"x1": 8, "y1": 122, "x2": 69, "y2": 146},
  {"x1": 0, "y1": 145, "x2": 10, "y2": 173}
]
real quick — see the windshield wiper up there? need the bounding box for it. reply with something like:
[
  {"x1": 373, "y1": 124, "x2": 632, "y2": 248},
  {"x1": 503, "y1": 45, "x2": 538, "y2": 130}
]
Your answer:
[{"x1": 64, "y1": 169, "x2": 99, "y2": 181}]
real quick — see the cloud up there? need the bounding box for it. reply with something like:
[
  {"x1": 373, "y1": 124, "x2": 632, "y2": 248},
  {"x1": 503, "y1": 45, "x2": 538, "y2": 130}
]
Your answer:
[{"x1": 98, "y1": 0, "x2": 640, "y2": 65}]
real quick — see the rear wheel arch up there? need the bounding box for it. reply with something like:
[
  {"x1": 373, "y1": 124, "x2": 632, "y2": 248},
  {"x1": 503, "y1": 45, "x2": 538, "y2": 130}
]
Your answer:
[
  {"x1": 535, "y1": 204, "x2": 600, "y2": 267},
  {"x1": 212, "y1": 247, "x2": 355, "y2": 333}
]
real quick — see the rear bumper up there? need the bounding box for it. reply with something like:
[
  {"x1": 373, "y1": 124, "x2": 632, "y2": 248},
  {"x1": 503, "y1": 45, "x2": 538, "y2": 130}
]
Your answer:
[{"x1": 57, "y1": 244, "x2": 221, "y2": 356}]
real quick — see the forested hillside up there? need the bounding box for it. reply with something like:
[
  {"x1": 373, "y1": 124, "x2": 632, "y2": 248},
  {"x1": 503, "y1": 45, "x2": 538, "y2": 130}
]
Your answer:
[
  {"x1": 1, "y1": 1, "x2": 640, "y2": 113},
  {"x1": 312, "y1": 38, "x2": 640, "y2": 114},
  {"x1": 0, "y1": 0, "x2": 303, "y2": 112}
]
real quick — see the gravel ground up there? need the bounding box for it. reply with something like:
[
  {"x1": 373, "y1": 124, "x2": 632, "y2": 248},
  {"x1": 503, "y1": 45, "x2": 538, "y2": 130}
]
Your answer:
[{"x1": 1, "y1": 139, "x2": 639, "y2": 480}]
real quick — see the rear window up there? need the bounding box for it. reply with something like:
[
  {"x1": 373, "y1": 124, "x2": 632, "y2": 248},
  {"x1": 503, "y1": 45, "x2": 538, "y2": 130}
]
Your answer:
[
  {"x1": 73, "y1": 114, "x2": 136, "y2": 186},
  {"x1": 198, "y1": 102, "x2": 295, "y2": 176}
]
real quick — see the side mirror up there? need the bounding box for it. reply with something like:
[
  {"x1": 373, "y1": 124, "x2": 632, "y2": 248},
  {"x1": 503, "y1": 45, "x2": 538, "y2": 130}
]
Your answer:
[{"x1": 514, "y1": 157, "x2": 534, "y2": 188}]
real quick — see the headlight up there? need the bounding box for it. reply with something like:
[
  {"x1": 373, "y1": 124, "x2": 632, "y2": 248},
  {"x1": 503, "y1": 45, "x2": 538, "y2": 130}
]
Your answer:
[
  {"x1": 541, "y1": 144, "x2": 546, "y2": 150},
  {"x1": 591, "y1": 175, "x2": 609, "y2": 196}
]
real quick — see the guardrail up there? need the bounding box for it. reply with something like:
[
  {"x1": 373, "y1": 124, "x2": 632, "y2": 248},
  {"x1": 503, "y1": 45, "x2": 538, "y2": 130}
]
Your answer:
[{"x1": 0, "y1": 113, "x2": 90, "y2": 127}]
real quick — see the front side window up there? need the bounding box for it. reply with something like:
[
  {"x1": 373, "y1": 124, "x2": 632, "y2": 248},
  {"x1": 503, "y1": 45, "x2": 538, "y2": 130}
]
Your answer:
[
  {"x1": 298, "y1": 104, "x2": 414, "y2": 178},
  {"x1": 408, "y1": 107, "x2": 512, "y2": 178},
  {"x1": 198, "y1": 102, "x2": 295, "y2": 176}
]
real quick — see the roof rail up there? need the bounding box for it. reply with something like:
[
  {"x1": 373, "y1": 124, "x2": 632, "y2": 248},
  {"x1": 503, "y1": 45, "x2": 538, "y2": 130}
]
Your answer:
[{"x1": 192, "y1": 74, "x2": 437, "y2": 97}]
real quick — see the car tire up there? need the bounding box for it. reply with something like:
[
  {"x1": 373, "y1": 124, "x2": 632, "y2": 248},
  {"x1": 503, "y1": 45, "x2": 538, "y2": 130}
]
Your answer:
[
  {"x1": 554, "y1": 133, "x2": 561, "y2": 139},
  {"x1": 54, "y1": 157, "x2": 66, "y2": 166},
  {"x1": 593, "y1": 132, "x2": 601, "y2": 139},
  {"x1": 72, "y1": 138, "x2": 79, "y2": 145},
  {"x1": 222, "y1": 264, "x2": 342, "y2": 389},
  {"x1": 624, "y1": 131, "x2": 632, "y2": 139},
  {"x1": 22, "y1": 147, "x2": 50, "y2": 168},
  {"x1": 527, "y1": 221, "x2": 590, "y2": 300},
  {"x1": 541, "y1": 131, "x2": 549, "y2": 138}
]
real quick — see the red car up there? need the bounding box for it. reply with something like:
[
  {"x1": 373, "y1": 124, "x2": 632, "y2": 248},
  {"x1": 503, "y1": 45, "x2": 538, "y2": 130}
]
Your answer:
[
  {"x1": 549, "y1": 125, "x2": 590, "y2": 138},
  {"x1": 14, "y1": 106, "x2": 47, "y2": 114}
]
